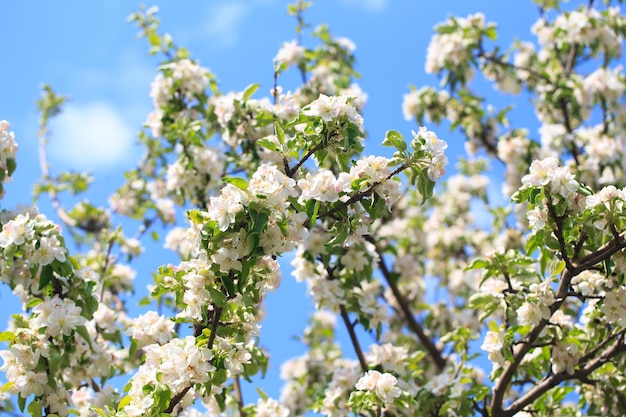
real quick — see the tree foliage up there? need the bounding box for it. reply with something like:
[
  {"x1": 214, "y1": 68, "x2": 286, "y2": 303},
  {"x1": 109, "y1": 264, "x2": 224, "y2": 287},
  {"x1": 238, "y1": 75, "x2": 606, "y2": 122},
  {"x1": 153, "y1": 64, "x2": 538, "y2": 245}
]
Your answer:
[{"x1": 1, "y1": 0, "x2": 626, "y2": 416}]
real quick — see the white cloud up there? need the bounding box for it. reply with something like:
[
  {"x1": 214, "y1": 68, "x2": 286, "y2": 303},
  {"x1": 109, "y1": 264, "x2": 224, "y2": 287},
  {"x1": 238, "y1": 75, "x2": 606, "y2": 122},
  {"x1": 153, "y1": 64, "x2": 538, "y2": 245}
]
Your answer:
[
  {"x1": 48, "y1": 102, "x2": 139, "y2": 170},
  {"x1": 203, "y1": 3, "x2": 250, "y2": 48},
  {"x1": 341, "y1": 0, "x2": 387, "y2": 12},
  {"x1": 71, "y1": 52, "x2": 154, "y2": 121}
]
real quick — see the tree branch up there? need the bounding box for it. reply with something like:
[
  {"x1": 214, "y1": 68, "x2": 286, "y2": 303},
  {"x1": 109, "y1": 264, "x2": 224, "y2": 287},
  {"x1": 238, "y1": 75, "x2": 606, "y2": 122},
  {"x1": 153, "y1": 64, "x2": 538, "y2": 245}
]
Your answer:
[
  {"x1": 233, "y1": 375, "x2": 248, "y2": 417},
  {"x1": 165, "y1": 305, "x2": 223, "y2": 414},
  {"x1": 316, "y1": 163, "x2": 409, "y2": 222},
  {"x1": 324, "y1": 263, "x2": 369, "y2": 372},
  {"x1": 502, "y1": 330, "x2": 626, "y2": 416},
  {"x1": 492, "y1": 230, "x2": 626, "y2": 415},
  {"x1": 339, "y1": 304, "x2": 369, "y2": 373},
  {"x1": 37, "y1": 116, "x2": 77, "y2": 228},
  {"x1": 369, "y1": 238, "x2": 446, "y2": 371}
]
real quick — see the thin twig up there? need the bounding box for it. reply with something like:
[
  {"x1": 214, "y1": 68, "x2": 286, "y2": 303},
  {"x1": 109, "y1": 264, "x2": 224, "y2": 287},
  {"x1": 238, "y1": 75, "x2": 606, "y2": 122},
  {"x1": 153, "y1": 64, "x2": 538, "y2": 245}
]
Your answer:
[
  {"x1": 286, "y1": 139, "x2": 326, "y2": 178},
  {"x1": 233, "y1": 375, "x2": 248, "y2": 417},
  {"x1": 317, "y1": 163, "x2": 410, "y2": 221},
  {"x1": 165, "y1": 305, "x2": 223, "y2": 414},
  {"x1": 339, "y1": 304, "x2": 369, "y2": 373},
  {"x1": 368, "y1": 237, "x2": 446, "y2": 371},
  {"x1": 491, "y1": 230, "x2": 626, "y2": 415},
  {"x1": 503, "y1": 331, "x2": 626, "y2": 416},
  {"x1": 37, "y1": 119, "x2": 77, "y2": 228}
]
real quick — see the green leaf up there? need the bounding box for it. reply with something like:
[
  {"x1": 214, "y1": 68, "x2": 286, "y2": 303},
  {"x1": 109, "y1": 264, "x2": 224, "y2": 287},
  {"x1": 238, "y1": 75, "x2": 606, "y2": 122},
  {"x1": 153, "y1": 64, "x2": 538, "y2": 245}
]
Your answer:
[
  {"x1": 479, "y1": 300, "x2": 500, "y2": 322},
  {"x1": 117, "y1": 395, "x2": 131, "y2": 411},
  {"x1": 328, "y1": 228, "x2": 348, "y2": 246},
  {"x1": 525, "y1": 231, "x2": 540, "y2": 255},
  {"x1": 549, "y1": 259, "x2": 565, "y2": 277},
  {"x1": 247, "y1": 233, "x2": 260, "y2": 254},
  {"x1": 382, "y1": 130, "x2": 407, "y2": 151},
  {"x1": 465, "y1": 258, "x2": 490, "y2": 270},
  {"x1": 38, "y1": 265, "x2": 53, "y2": 290},
  {"x1": 256, "y1": 138, "x2": 279, "y2": 153},
  {"x1": 52, "y1": 259, "x2": 72, "y2": 278},
  {"x1": 6, "y1": 158, "x2": 16, "y2": 176},
  {"x1": 468, "y1": 293, "x2": 493, "y2": 309},
  {"x1": 89, "y1": 407, "x2": 107, "y2": 417},
  {"x1": 221, "y1": 274, "x2": 236, "y2": 298},
  {"x1": 208, "y1": 287, "x2": 228, "y2": 308},
  {"x1": 223, "y1": 176, "x2": 248, "y2": 191},
  {"x1": 242, "y1": 83, "x2": 260, "y2": 101},
  {"x1": 24, "y1": 297, "x2": 43, "y2": 309},
  {"x1": 275, "y1": 122, "x2": 285, "y2": 145},
  {"x1": 147, "y1": 30, "x2": 160, "y2": 47},
  {"x1": 48, "y1": 345, "x2": 62, "y2": 376},
  {"x1": 213, "y1": 369, "x2": 228, "y2": 386},
  {"x1": 129, "y1": 339, "x2": 138, "y2": 361},
  {"x1": 250, "y1": 210, "x2": 269, "y2": 235},
  {"x1": 544, "y1": 234, "x2": 560, "y2": 251},
  {"x1": 417, "y1": 173, "x2": 436, "y2": 200},
  {"x1": 256, "y1": 387, "x2": 269, "y2": 401},
  {"x1": 0, "y1": 331, "x2": 15, "y2": 343},
  {"x1": 75, "y1": 325, "x2": 93, "y2": 349},
  {"x1": 1, "y1": 381, "x2": 14, "y2": 393},
  {"x1": 310, "y1": 200, "x2": 320, "y2": 225},
  {"x1": 485, "y1": 27, "x2": 497, "y2": 40},
  {"x1": 27, "y1": 398, "x2": 43, "y2": 417},
  {"x1": 155, "y1": 384, "x2": 171, "y2": 411},
  {"x1": 18, "y1": 394, "x2": 26, "y2": 413},
  {"x1": 47, "y1": 369, "x2": 57, "y2": 391},
  {"x1": 83, "y1": 294, "x2": 99, "y2": 318},
  {"x1": 488, "y1": 320, "x2": 499, "y2": 332}
]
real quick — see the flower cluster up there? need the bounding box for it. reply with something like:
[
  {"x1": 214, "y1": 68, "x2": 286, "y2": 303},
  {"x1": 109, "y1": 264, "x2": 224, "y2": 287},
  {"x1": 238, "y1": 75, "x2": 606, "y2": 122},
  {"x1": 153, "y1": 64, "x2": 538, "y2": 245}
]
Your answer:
[
  {"x1": 165, "y1": 144, "x2": 224, "y2": 205},
  {"x1": 303, "y1": 93, "x2": 364, "y2": 128},
  {"x1": 425, "y1": 13, "x2": 490, "y2": 82},
  {"x1": 146, "y1": 58, "x2": 212, "y2": 137},
  {"x1": 3, "y1": 1, "x2": 626, "y2": 417},
  {"x1": 275, "y1": 40, "x2": 305, "y2": 67},
  {"x1": 298, "y1": 155, "x2": 402, "y2": 208},
  {"x1": 123, "y1": 336, "x2": 215, "y2": 416},
  {"x1": 413, "y1": 127, "x2": 448, "y2": 181},
  {"x1": 531, "y1": 7, "x2": 624, "y2": 54},
  {"x1": 354, "y1": 370, "x2": 402, "y2": 405},
  {"x1": 0, "y1": 209, "x2": 68, "y2": 300},
  {"x1": 0, "y1": 120, "x2": 17, "y2": 197},
  {"x1": 150, "y1": 59, "x2": 211, "y2": 108},
  {"x1": 126, "y1": 311, "x2": 175, "y2": 348}
]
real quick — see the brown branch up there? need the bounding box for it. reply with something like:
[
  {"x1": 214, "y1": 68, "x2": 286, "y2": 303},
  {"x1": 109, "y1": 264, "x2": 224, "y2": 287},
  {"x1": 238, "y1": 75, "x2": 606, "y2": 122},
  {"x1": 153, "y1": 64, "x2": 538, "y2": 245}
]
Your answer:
[
  {"x1": 502, "y1": 331, "x2": 626, "y2": 417},
  {"x1": 207, "y1": 305, "x2": 223, "y2": 350},
  {"x1": 490, "y1": 315, "x2": 551, "y2": 415},
  {"x1": 233, "y1": 375, "x2": 248, "y2": 417},
  {"x1": 383, "y1": 263, "x2": 446, "y2": 371},
  {"x1": 324, "y1": 263, "x2": 369, "y2": 372},
  {"x1": 164, "y1": 385, "x2": 192, "y2": 414},
  {"x1": 165, "y1": 305, "x2": 223, "y2": 414},
  {"x1": 557, "y1": 98, "x2": 580, "y2": 165},
  {"x1": 287, "y1": 139, "x2": 326, "y2": 178},
  {"x1": 564, "y1": 44, "x2": 578, "y2": 75},
  {"x1": 476, "y1": 44, "x2": 550, "y2": 83},
  {"x1": 368, "y1": 238, "x2": 446, "y2": 371},
  {"x1": 492, "y1": 231, "x2": 626, "y2": 415},
  {"x1": 339, "y1": 304, "x2": 369, "y2": 373},
  {"x1": 546, "y1": 200, "x2": 574, "y2": 271},
  {"x1": 317, "y1": 163, "x2": 409, "y2": 221},
  {"x1": 573, "y1": 231, "x2": 626, "y2": 276},
  {"x1": 573, "y1": 230, "x2": 587, "y2": 260}
]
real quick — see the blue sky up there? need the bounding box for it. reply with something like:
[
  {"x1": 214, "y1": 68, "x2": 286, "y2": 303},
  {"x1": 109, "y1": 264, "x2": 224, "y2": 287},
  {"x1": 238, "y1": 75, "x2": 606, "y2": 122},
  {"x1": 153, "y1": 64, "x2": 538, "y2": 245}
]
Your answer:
[{"x1": 0, "y1": 0, "x2": 540, "y2": 408}]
